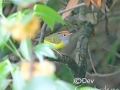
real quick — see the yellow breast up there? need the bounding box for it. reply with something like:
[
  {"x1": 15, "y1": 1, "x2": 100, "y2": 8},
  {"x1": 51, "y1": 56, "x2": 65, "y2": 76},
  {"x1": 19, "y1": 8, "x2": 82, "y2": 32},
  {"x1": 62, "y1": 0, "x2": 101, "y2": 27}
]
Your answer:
[
  {"x1": 43, "y1": 32, "x2": 69, "y2": 50},
  {"x1": 44, "y1": 39, "x2": 64, "y2": 50}
]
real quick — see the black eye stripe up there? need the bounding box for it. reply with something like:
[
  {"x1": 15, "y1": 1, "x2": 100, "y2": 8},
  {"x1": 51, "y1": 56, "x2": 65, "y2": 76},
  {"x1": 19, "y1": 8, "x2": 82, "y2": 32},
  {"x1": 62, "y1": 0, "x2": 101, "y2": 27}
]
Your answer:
[{"x1": 58, "y1": 32, "x2": 61, "y2": 34}]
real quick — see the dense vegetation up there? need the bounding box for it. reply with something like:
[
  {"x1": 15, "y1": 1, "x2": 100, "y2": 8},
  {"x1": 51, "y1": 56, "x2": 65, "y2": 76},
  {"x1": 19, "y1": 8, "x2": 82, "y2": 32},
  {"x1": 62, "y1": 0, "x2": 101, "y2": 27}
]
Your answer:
[{"x1": 0, "y1": 0, "x2": 120, "y2": 90}]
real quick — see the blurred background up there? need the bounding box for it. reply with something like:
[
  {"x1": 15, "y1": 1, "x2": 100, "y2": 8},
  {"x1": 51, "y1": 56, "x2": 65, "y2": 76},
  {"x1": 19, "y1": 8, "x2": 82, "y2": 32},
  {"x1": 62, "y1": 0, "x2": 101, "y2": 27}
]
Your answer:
[
  {"x1": 1, "y1": 0, "x2": 120, "y2": 89},
  {"x1": 60, "y1": 1, "x2": 120, "y2": 89}
]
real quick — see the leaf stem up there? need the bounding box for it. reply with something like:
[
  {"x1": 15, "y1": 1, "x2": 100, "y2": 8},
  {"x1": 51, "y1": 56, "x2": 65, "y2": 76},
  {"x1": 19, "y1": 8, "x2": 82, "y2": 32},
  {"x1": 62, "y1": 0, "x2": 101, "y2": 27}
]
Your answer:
[{"x1": 8, "y1": 39, "x2": 23, "y2": 60}]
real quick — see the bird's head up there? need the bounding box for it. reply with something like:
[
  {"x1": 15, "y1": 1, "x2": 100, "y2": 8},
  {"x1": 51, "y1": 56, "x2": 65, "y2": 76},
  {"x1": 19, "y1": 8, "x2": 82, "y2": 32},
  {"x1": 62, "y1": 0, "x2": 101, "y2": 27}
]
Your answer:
[{"x1": 57, "y1": 30, "x2": 72, "y2": 45}]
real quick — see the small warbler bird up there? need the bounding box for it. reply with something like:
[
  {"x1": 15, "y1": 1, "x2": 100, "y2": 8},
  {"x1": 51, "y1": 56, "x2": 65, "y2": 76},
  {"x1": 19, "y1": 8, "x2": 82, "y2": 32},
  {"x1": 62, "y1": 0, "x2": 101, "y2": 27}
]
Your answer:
[{"x1": 44, "y1": 30, "x2": 72, "y2": 49}]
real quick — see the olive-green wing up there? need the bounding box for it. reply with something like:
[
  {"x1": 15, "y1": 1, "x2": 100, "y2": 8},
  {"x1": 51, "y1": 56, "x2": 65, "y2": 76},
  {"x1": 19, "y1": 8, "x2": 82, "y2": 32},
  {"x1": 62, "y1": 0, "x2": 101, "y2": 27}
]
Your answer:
[{"x1": 44, "y1": 33, "x2": 61, "y2": 44}]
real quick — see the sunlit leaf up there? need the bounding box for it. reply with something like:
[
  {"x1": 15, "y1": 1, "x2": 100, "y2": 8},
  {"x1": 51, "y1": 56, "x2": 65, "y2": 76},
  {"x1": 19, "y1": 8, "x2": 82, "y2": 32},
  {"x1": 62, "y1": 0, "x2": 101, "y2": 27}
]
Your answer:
[
  {"x1": 12, "y1": 0, "x2": 38, "y2": 7},
  {"x1": 12, "y1": 67, "x2": 26, "y2": 90},
  {"x1": 20, "y1": 39, "x2": 31, "y2": 61},
  {"x1": 24, "y1": 76, "x2": 75, "y2": 90},
  {"x1": 7, "y1": 9, "x2": 30, "y2": 20},
  {"x1": 23, "y1": 76, "x2": 56, "y2": 90},
  {"x1": 0, "y1": 0, "x2": 2, "y2": 14},
  {"x1": 56, "y1": 80, "x2": 75, "y2": 90},
  {"x1": 33, "y1": 4, "x2": 66, "y2": 30},
  {"x1": 0, "y1": 60, "x2": 12, "y2": 90},
  {"x1": 0, "y1": 79, "x2": 11, "y2": 90},
  {"x1": 0, "y1": 24, "x2": 10, "y2": 48},
  {"x1": 0, "y1": 59, "x2": 11, "y2": 79},
  {"x1": 79, "y1": 86, "x2": 99, "y2": 90},
  {"x1": 34, "y1": 43, "x2": 56, "y2": 61}
]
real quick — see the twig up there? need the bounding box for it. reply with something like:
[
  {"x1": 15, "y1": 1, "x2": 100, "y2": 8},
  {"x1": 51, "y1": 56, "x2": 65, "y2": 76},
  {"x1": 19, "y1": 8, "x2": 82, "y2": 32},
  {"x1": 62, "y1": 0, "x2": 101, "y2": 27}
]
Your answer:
[
  {"x1": 88, "y1": 46, "x2": 97, "y2": 74},
  {"x1": 39, "y1": 23, "x2": 47, "y2": 43},
  {"x1": 58, "y1": 3, "x2": 85, "y2": 14},
  {"x1": 86, "y1": 69, "x2": 120, "y2": 77},
  {"x1": 88, "y1": 49, "x2": 120, "y2": 77},
  {"x1": 29, "y1": 43, "x2": 35, "y2": 78},
  {"x1": 39, "y1": 3, "x2": 85, "y2": 43},
  {"x1": 10, "y1": 5, "x2": 16, "y2": 14},
  {"x1": 92, "y1": 39, "x2": 120, "y2": 59}
]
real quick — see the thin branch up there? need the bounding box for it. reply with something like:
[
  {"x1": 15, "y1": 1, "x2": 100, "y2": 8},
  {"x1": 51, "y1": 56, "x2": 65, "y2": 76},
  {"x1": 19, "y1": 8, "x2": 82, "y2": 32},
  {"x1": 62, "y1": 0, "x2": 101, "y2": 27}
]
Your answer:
[
  {"x1": 86, "y1": 69, "x2": 120, "y2": 77},
  {"x1": 39, "y1": 23, "x2": 47, "y2": 43},
  {"x1": 92, "y1": 39, "x2": 120, "y2": 59},
  {"x1": 39, "y1": 3, "x2": 85, "y2": 43},
  {"x1": 88, "y1": 46, "x2": 97, "y2": 74},
  {"x1": 87, "y1": 46, "x2": 120, "y2": 78},
  {"x1": 58, "y1": 3, "x2": 85, "y2": 14}
]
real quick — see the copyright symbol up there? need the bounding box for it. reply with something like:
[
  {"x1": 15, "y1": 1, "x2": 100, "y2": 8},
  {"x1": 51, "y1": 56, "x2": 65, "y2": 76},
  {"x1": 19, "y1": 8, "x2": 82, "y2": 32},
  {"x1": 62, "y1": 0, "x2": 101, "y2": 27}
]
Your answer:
[{"x1": 74, "y1": 78, "x2": 80, "y2": 84}]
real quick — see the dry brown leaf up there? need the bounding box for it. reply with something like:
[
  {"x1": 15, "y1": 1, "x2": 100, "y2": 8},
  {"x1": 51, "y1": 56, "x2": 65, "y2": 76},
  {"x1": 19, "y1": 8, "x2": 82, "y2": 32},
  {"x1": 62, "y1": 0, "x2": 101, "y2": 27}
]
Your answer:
[
  {"x1": 90, "y1": 0, "x2": 102, "y2": 7},
  {"x1": 84, "y1": 0, "x2": 91, "y2": 6},
  {"x1": 62, "y1": 0, "x2": 79, "y2": 19}
]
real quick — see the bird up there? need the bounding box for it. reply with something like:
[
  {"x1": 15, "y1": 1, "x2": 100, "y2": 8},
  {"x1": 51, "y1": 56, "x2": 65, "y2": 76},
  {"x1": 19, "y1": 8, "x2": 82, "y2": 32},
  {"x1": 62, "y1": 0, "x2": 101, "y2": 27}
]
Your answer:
[
  {"x1": 0, "y1": 31, "x2": 72, "y2": 59},
  {"x1": 44, "y1": 30, "x2": 72, "y2": 50}
]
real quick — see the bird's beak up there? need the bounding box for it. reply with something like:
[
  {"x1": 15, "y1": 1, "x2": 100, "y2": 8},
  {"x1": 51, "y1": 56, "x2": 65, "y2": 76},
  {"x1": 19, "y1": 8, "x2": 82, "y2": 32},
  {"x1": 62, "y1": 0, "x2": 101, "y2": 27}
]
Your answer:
[{"x1": 69, "y1": 33, "x2": 73, "y2": 35}]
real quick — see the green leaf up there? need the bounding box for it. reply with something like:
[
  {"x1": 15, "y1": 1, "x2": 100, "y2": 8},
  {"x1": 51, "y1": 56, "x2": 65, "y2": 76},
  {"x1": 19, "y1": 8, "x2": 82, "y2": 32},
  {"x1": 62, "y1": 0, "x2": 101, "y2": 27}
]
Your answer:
[
  {"x1": 12, "y1": 67, "x2": 26, "y2": 90},
  {"x1": 2, "y1": 0, "x2": 12, "y2": 7},
  {"x1": 79, "y1": 86, "x2": 99, "y2": 90},
  {"x1": 0, "y1": 0, "x2": 3, "y2": 14},
  {"x1": 104, "y1": 40, "x2": 119, "y2": 65},
  {"x1": 7, "y1": 9, "x2": 30, "y2": 20},
  {"x1": 56, "y1": 80, "x2": 76, "y2": 90},
  {"x1": 0, "y1": 59, "x2": 11, "y2": 80},
  {"x1": 12, "y1": 0, "x2": 38, "y2": 6},
  {"x1": 24, "y1": 76, "x2": 75, "y2": 90},
  {"x1": 33, "y1": 4, "x2": 66, "y2": 30},
  {"x1": 0, "y1": 60, "x2": 12, "y2": 90},
  {"x1": 0, "y1": 79, "x2": 11, "y2": 90},
  {"x1": 7, "y1": 10, "x2": 31, "y2": 25},
  {"x1": 0, "y1": 23, "x2": 10, "y2": 48},
  {"x1": 34, "y1": 43, "x2": 56, "y2": 61},
  {"x1": 20, "y1": 39, "x2": 31, "y2": 61},
  {"x1": 56, "y1": 64, "x2": 74, "y2": 83},
  {"x1": 24, "y1": 76, "x2": 56, "y2": 90}
]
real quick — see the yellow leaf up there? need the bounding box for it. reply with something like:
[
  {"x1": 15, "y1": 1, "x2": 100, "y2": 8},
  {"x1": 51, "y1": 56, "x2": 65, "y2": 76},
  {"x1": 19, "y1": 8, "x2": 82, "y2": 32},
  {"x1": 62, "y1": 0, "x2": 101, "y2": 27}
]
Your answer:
[
  {"x1": 62, "y1": 0, "x2": 79, "y2": 19},
  {"x1": 11, "y1": 16, "x2": 41, "y2": 41},
  {"x1": 90, "y1": 0, "x2": 102, "y2": 7},
  {"x1": 84, "y1": 0, "x2": 91, "y2": 6},
  {"x1": 20, "y1": 60, "x2": 56, "y2": 80}
]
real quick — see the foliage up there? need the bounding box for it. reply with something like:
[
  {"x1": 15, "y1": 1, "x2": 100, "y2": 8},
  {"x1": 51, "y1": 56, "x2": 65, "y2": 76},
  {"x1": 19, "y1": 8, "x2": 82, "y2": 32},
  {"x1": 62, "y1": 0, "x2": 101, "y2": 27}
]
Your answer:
[{"x1": 0, "y1": 0, "x2": 100, "y2": 90}]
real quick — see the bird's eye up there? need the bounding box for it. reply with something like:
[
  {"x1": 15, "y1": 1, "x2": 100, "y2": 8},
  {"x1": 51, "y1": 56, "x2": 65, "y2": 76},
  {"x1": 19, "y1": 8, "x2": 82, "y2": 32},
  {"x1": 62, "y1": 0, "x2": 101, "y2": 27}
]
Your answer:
[{"x1": 63, "y1": 34, "x2": 66, "y2": 36}]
